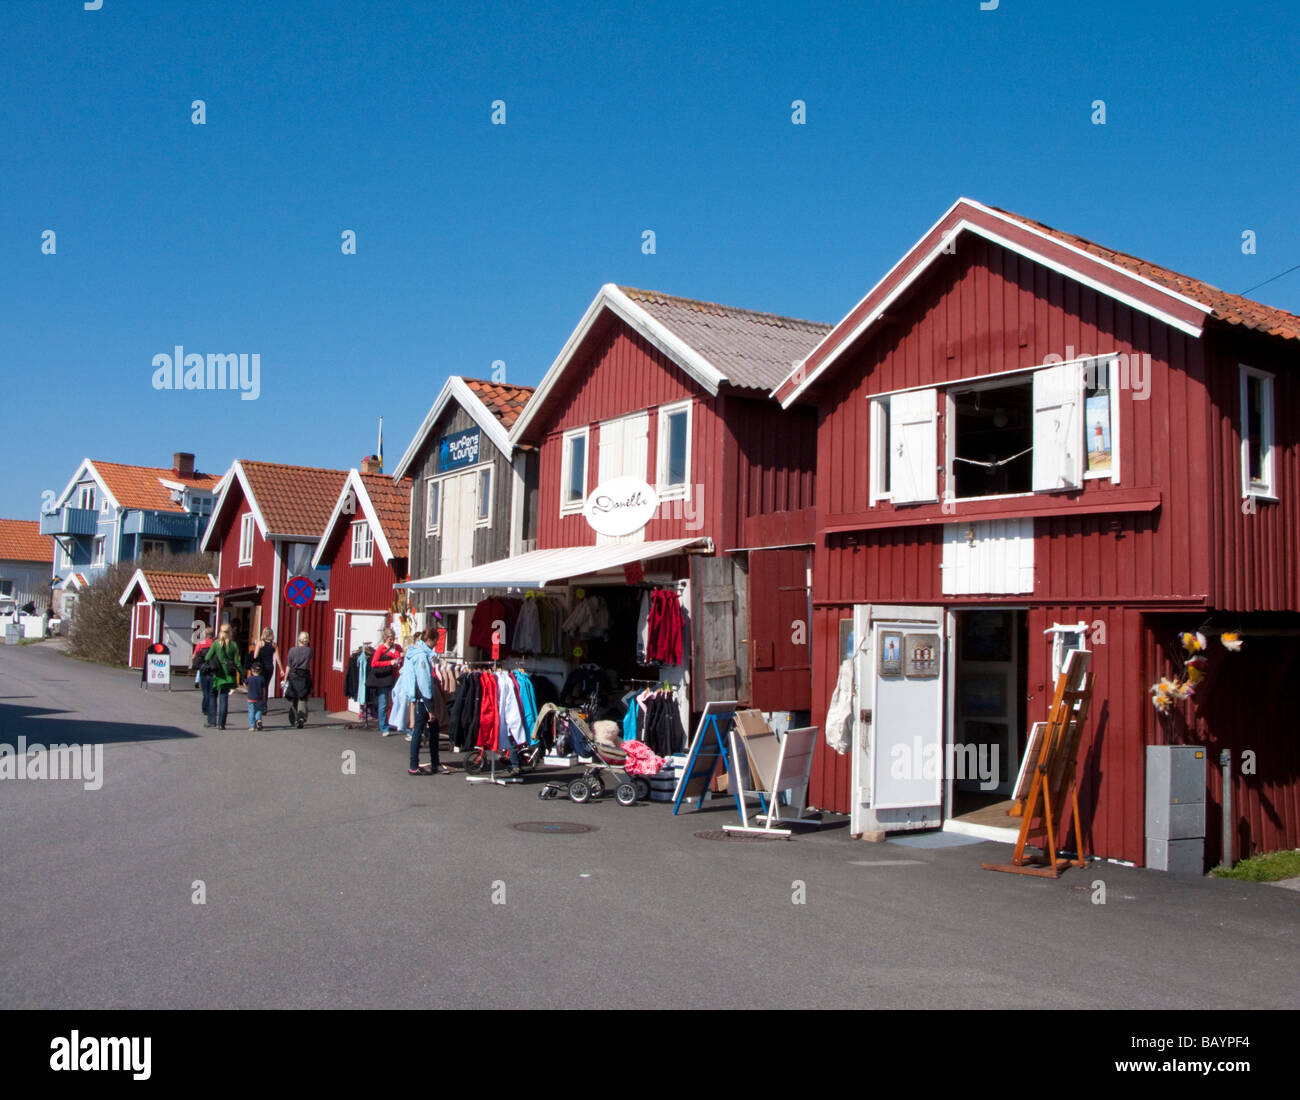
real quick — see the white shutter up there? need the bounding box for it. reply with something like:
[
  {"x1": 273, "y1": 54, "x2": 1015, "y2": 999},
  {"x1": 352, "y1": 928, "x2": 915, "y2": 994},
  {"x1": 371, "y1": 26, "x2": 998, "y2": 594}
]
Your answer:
[
  {"x1": 889, "y1": 388, "x2": 938, "y2": 504},
  {"x1": 597, "y1": 417, "x2": 626, "y2": 483},
  {"x1": 457, "y1": 473, "x2": 476, "y2": 570},
  {"x1": 439, "y1": 478, "x2": 460, "y2": 574},
  {"x1": 942, "y1": 520, "x2": 1034, "y2": 595},
  {"x1": 1033, "y1": 363, "x2": 1084, "y2": 491},
  {"x1": 623, "y1": 412, "x2": 649, "y2": 481}
]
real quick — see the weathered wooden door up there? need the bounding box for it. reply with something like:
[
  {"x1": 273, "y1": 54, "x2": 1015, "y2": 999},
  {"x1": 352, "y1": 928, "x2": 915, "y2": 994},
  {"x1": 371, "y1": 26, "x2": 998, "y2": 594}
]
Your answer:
[
  {"x1": 748, "y1": 548, "x2": 812, "y2": 711},
  {"x1": 690, "y1": 555, "x2": 749, "y2": 709}
]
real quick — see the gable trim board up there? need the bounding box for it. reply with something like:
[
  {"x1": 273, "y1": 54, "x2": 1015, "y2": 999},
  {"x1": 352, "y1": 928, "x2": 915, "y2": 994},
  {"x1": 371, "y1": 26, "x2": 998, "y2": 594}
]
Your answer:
[
  {"x1": 391, "y1": 376, "x2": 517, "y2": 481},
  {"x1": 775, "y1": 197, "x2": 1216, "y2": 408}
]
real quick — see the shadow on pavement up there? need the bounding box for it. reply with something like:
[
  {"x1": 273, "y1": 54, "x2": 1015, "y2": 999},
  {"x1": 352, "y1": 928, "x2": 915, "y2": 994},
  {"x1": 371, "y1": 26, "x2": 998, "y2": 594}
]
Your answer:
[{"x1": 0, "y1": 699, "x2": 198, "y2": 748}]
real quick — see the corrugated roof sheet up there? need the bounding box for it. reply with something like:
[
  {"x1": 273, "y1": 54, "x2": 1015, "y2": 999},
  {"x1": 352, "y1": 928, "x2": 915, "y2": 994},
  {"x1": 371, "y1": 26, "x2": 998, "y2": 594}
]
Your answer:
[
  {"x1": 461, "y1": 379, "x2": 534, "y2": 428},
  {"x1": 358, "y1": 473, "x2": 411, "y2": 558},
  {"x1": 0, "y1": 519, "x2": 54, "y2": 563},
  {"x1": 240, "y1": 461, "x2": 348, "y2": 538},
  {"x1": 618, "y1": 287, "x2": 832, "y2": 392},
  {"x1": 992, "y1": 205, "x2": 1300, "y2": 341},
  {"x1": 93, "y1": 461, "x2": 222, "y2": 512}
]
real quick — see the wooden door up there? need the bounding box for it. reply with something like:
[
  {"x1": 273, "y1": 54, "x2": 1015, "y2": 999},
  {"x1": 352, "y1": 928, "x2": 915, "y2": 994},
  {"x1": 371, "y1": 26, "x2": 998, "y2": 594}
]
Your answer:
[
  {"x1": 748, "y1": 548, "x2": 812, "y2": 711},
  {"x1": 690, "y1": 555, "x2": 749, "y2": 709}
]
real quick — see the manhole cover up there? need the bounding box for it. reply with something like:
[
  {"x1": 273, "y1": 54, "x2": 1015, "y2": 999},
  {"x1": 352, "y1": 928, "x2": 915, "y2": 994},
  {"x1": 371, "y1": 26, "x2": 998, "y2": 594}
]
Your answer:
[
  {"x1": 510, "y1": 821, "x2": 596, "y2": 835},
  {"x1": 693, "y1": 829, "x2": 783, "y2": 842}
]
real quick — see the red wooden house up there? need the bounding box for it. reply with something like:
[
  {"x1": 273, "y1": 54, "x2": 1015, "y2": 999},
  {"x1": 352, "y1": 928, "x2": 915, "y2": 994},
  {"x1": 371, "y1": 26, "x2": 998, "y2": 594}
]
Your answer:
[
  {"x1": 774, "y1": 198, "x2": 1300, "y2": 866},
  {"x1": 200, "y1": 460, "x2": 348, "y2": 703},
  {"x1": 312, "y1": 463, "x2": 411, "y2": 713},
  {"x1": 491, "y1": 284, "x2": 832, "y2": 713}
]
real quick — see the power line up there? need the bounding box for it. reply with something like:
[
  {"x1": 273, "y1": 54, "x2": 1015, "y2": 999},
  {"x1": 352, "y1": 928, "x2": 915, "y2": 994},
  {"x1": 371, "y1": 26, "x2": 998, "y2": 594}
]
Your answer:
[{"x1": 1240, "y1": 262, "x2": 1300, "y2": 296}]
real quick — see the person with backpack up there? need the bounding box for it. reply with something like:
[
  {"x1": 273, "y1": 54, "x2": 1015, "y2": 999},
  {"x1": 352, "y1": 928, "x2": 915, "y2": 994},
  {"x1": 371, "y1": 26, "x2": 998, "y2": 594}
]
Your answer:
[
  {"x1": 370, "y1": 628, "x2": 403, "y2": 736},
  {"x1": 205, "y1": 623, "x2": 241, "y2": 730}
]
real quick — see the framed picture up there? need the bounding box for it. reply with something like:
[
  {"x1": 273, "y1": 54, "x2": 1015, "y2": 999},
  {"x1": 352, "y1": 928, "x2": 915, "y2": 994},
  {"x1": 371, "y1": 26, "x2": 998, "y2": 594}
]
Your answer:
[
  {"x1": 878, "y1": 630, "x2": 903, "y2": 676},
  {"x1": 903, "y1": 633, "x2": 940, "y2": 678},
  {"x1": 960, "y1": 672, "x2": 1006, "y2": 718}
]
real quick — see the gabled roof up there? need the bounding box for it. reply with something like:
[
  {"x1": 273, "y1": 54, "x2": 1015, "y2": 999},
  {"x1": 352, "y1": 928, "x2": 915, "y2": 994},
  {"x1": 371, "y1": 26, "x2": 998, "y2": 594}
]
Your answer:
[
  {"x1": 53, "y1": 459, "x2": 221, "y2": 513},
  {"x1": 311, "y1": 470, "x2": 412, "y2": 568},
  {"x1": 776, "y1": 197, "x2": 1300, "y2": 406},
  {"x1": 118, "y1": 570, "x2": 218, "y2": 606},
  {"x1": 201, "y1": 460, "x2": 348, "y2": 550},
  {"x1": 391, "y1": 376, "x2": 534, "y2": 480},
  {"x1": 59, "y1": 573, "x2": 91, "y2": 590},
  {"x1": 509, "y1": 284, "x2": 831, "y2": 444},
  {"x1": 0, "y1": 519, "x2": 54, "y2": 563}
]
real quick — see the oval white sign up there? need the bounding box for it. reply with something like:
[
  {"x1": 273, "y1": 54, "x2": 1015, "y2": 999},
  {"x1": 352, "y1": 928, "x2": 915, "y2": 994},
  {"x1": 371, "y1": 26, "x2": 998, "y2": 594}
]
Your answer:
[{"x1": 583, "y1": 477, "x2": 659, "y2": 537}]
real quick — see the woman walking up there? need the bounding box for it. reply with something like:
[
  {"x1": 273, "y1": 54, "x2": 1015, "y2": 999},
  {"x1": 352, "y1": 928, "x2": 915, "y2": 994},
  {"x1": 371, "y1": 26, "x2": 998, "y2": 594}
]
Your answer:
[
  {"x1": 283, "y1": 631, "x2": 314, "y2": 728},
  {"x1": 244, "y1": 629, "x2": 279, "y2": 730},
  {"x1": 193, "y1": 626, "x2": 214, "y2": 719},
  {"x1": 205, "y1": 623, "x2": 241, "y2": 730}
]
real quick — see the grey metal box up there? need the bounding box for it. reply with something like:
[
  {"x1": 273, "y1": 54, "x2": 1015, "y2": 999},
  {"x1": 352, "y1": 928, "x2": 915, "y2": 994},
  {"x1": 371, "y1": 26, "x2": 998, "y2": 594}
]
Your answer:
[
  {"x1": 1146, "y1": 799, "x2": 1207, "y2": 840},
  {"x1": 1146, "y1": 745, "x2": 1207, "y2": 810},
  {"x1": 1146, "y1": 837, "x2": 1204, "y2": 876}
]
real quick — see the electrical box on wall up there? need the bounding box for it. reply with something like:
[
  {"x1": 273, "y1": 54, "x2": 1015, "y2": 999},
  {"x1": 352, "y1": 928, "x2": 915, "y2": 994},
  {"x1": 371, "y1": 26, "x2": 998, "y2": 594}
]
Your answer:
[{"x1": 1145, "y1": 745, "x2": 1207, "y2": 875}]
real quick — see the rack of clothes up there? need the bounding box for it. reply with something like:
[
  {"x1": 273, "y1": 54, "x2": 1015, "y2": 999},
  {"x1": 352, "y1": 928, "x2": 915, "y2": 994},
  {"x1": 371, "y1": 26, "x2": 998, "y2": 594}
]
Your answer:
[
  {"x1": 619, "y1": 684, "x2": 686, "y2": 757},
  {"x1": 445, "y1": 663, "x2": 560, "y2": 754},
  {"x1": 468, "y1": 594, "x2": 569, "y2": 656}
]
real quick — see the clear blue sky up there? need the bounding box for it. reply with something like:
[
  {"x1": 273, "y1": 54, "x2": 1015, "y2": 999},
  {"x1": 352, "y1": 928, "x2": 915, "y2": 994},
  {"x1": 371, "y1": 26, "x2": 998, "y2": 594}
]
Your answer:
[{"x1": 3, "y1": 0, "x2": 1298, "y2": 519}]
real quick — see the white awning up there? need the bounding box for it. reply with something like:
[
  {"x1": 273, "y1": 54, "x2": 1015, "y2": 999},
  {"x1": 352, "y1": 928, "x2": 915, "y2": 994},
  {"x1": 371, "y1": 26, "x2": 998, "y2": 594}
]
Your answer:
[{"x1": 397, "y1": 537, "x2": 712, "y2": 590}]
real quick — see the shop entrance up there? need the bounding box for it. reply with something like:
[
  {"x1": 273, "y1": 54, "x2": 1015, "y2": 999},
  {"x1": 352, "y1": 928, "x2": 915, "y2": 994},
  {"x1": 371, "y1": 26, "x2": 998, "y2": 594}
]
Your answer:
[{"x1": 947, "y1": 608, "x2": 1028, "y2": 831}]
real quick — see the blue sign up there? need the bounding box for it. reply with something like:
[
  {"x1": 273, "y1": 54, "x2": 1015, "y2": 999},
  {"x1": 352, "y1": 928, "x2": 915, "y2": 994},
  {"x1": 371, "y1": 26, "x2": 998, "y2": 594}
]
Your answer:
[{"x1": 438, "y1": 428, "x2": 481, "y2": 472}]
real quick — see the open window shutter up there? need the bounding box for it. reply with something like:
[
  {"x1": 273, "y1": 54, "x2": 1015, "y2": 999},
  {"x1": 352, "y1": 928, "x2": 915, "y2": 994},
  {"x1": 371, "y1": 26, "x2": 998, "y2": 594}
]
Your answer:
[
  {"x1": 889, "y1": 388, "x2": 938, "y2": 503},
  {"x1": 1032, "y1": 363, "x2": 1084, "y2": 491},
  {"x1": 623, "y1": 413, "x2": 649, "y2": 481},
  {"x1": 597, "y1": 418, "x2": 625, "y2": 482}
]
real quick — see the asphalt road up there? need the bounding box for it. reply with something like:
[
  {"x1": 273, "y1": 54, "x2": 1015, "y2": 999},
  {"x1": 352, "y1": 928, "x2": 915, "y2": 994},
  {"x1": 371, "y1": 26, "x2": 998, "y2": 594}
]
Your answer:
[{"x1": 1, "y1": 642, "x2": 1296, "y2": 1009}]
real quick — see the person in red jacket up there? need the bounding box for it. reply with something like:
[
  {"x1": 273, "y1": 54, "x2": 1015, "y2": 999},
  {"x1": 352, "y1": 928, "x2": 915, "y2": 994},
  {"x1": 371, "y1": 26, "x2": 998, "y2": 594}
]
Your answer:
[{"x1": 370, "y1": 627, "x2": 403, "y2": 736}]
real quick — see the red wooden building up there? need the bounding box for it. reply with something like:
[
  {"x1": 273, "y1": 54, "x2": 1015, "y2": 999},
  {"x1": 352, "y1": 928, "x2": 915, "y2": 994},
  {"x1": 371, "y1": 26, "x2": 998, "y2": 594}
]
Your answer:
[
  {"x1": 774, "y1": 198, "x2": 1300, "y2": 866},
  {"x1": 312, "y1": 465, "x2": 411, "y2": 713},
  {"x1": 200, "y1": 460, "x2": 348, "y2": 705},
  {"x1": 117, "y1": 569, "x2": 217, "y2": 669}
]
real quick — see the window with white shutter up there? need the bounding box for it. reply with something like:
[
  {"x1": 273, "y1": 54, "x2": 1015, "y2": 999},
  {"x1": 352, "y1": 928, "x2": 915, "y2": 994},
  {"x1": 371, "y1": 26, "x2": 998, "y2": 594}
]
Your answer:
[
  {"x1": 888, "y1": 388, "x2": 938, "y2": 504},
  {"x1": 1032, "y1": 362, "x2": 1085, "y2": 492}
]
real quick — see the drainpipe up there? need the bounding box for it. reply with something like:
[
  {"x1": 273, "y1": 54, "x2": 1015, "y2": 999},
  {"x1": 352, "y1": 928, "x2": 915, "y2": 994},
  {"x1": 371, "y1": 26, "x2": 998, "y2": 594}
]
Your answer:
[{"x1": 1219, "y1": 748, "x2": 1233, "y2": 870}]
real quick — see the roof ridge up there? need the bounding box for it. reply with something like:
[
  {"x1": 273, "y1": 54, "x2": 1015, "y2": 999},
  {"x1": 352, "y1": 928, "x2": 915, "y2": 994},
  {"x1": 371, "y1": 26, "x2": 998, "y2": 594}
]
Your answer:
[
  {"x1": 461, "y1": 378, "x2": 536, "y2": 392},
  {"x1": 239, "y1": 459, "x2": 349, "y2": 474},
  {"x1": 617, "y1": 285, "x2": 832, "y2": 330}
]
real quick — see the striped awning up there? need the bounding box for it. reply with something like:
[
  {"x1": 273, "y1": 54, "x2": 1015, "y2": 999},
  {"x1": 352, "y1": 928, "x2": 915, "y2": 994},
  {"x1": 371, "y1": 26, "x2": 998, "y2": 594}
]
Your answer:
[{"x1": 397, "y1": 537, "x2": 711, "y2": 590}]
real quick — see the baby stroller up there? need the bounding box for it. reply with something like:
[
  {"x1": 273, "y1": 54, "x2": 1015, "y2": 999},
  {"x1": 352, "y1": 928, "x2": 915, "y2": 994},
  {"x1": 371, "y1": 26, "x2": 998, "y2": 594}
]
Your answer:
[{"x1": 538, "y1": 729, "x2": 653, "y2": 806}]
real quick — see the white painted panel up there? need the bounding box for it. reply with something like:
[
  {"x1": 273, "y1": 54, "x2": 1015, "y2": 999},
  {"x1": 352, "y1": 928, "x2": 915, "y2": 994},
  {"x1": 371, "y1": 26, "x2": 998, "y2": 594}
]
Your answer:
[
  {"x1": 457, "y1": 473, "x2": 476, "y2": 569},
  {"x1": 889, "y1": 388, "x2": 938, "y2": 503},
  {"x1": 871, "y1": 614, "x2": 945, "y2": 812},
  {"x1": 941, "y1": 519, "x2": 1034, "y2": 595},
  {"x1": 440, "y1": 474, "x2": 461, "y2": 574},
  {"x1": 1032, "y1": 363, "x2": 1084, "y2": 491}
]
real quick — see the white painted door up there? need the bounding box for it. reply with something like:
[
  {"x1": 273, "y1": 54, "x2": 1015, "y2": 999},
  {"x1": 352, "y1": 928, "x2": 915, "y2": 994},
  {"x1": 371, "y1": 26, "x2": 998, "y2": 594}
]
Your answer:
[
  {"x1": 346, "y1": 613, "x2": 385, "y2": 714},
  {"x1": 596, "y1": 412, "x2": 649, "y2": 544},
  {"x1": 851, "y1": 605, "x2": 946, "y2": 835},
  {"x1": 439, "y1": 471, "x2": 478, "y2": 573}
]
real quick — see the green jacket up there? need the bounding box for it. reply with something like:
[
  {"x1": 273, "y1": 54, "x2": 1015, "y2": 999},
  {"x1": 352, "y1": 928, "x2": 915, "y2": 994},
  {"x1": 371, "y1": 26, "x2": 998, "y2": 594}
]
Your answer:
[{"x1": 207, "y1": 640, "x2": 241, "y2": 691}]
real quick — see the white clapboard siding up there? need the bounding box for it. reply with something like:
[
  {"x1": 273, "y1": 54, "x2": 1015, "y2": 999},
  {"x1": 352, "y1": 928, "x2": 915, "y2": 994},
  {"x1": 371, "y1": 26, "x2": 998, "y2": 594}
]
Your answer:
[
  {"x1": 889, "y1": 388, "x2": 938, "y2": 503},
  {"x1": 941, "y1": 519, "x2": 1035, "y2": 595},
  {"x1": 1032, "y1": 363, "x2": 1084, "y2": 491}
]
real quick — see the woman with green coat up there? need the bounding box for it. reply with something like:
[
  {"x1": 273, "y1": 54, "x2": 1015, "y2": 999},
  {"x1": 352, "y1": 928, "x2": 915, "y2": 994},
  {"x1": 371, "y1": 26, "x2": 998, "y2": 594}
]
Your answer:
[{"x1": 205, "y1": 623, "x2": 242, "y2": 730}]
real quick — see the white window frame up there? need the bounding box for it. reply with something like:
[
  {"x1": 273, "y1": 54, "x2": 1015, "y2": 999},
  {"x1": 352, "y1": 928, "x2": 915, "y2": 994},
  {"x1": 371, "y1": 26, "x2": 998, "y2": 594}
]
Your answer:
[
  {"x1": 239, "y1": 513, "x2": 255, "y2": 565},
  {"x1": 475, "y1": 466, "x2": 493, "y2": 528},
  {"x1": 560, "y1": 426, "x2": 590, "y2": 515},
  {"x1": 92, "y1": 536, "x2": 106, "y2": 566},
  {"x1": 943, "y1": 377, "x2": 1039, "y2": 503},
  {"x1": 425, "y1": 478, "x2": 441, "y2": 536},
  {"x1": 868, "y1": 396, "x2": 892, "y2": 505},
  {"x1": 1239, "y1": 364, "x2": 1276, "y2": 501},
  {"x1": 655, "y1": 400, "x2": 692, "y2": 501},
  {"x1": 350, "y1": 520, "x2": 373, "y2": 564},
  {"x1": 333, "y1": 611, "x2": 346, "y2": 670},
  {"x1": 1082, "y1": 356, "x2": 1121, "y2": 484},
  {"x1": 77, "y1": 485, "x2": 94, "y2": 511},
  {"x1": 136, "y1": 603, "x2": 153, "y2": 639}
]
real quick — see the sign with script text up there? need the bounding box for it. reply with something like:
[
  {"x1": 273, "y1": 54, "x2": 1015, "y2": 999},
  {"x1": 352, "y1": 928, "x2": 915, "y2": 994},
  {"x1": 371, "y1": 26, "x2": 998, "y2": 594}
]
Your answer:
[{"x1": 583, "y1": 477, "x2": 659, "y2": 537}]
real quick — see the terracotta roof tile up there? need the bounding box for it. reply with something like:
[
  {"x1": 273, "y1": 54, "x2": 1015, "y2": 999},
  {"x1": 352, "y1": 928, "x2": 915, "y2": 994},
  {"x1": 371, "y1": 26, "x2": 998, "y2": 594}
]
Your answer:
[
  {"x1": 990, "y1": 205, "x2": 1300, "y2": 341},
  {"x1": 461, "y1": 379, "x2": 534, "y2": 428},
  {"x1": 617, "y1": 287, "x2": 833, "y2": 391},
  {"x1": 358, "y1": 473, "x2": 411, "y2": 558},
  {"x1": 240, "y1": 461, "x2": 349, "y2": 538},
  {"x1": 0, "y1": 519, "x2": 54, "y2": 563},
  {"x1": 137, "y1": 571, "x2": 216, "y2": 602},
  {"x1": 91, "y1": 461, "x2": 222, "y2": 512}
]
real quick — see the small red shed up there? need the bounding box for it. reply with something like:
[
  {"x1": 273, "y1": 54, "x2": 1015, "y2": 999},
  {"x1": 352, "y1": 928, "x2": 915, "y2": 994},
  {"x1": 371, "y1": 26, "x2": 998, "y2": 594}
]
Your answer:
[
  {"x1": 117, "y1": 569, "x2": 217, "y2": 669},
  {"x1": 775, "y1": 198, "x2": 1300, "y2": 867}
]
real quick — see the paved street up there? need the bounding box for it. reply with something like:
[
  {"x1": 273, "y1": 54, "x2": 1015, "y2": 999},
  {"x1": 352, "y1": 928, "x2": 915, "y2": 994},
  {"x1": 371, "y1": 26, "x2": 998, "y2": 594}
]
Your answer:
[{"x1": 1, "y1": 641, "x2": 1296, "y2": 1010}]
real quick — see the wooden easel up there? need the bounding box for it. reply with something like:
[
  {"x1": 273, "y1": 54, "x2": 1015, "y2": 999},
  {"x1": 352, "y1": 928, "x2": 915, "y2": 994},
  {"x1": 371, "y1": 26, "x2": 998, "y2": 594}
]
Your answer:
[{"x1": 983, "y1": 649, "x2": 1093, "y2": 878}]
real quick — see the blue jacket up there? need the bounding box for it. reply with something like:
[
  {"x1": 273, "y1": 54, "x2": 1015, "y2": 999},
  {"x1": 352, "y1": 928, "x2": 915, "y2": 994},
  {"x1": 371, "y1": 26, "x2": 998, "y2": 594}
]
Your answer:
[{"x1": 404, "y1": 640, "x2": 435, "y2": 701}]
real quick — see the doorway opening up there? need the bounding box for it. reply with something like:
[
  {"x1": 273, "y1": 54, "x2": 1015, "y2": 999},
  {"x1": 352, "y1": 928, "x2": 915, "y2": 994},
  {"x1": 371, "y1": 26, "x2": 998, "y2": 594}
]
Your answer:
[{"x1": 949, "y1": 608, "x2": 1028, "y2": 829}]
